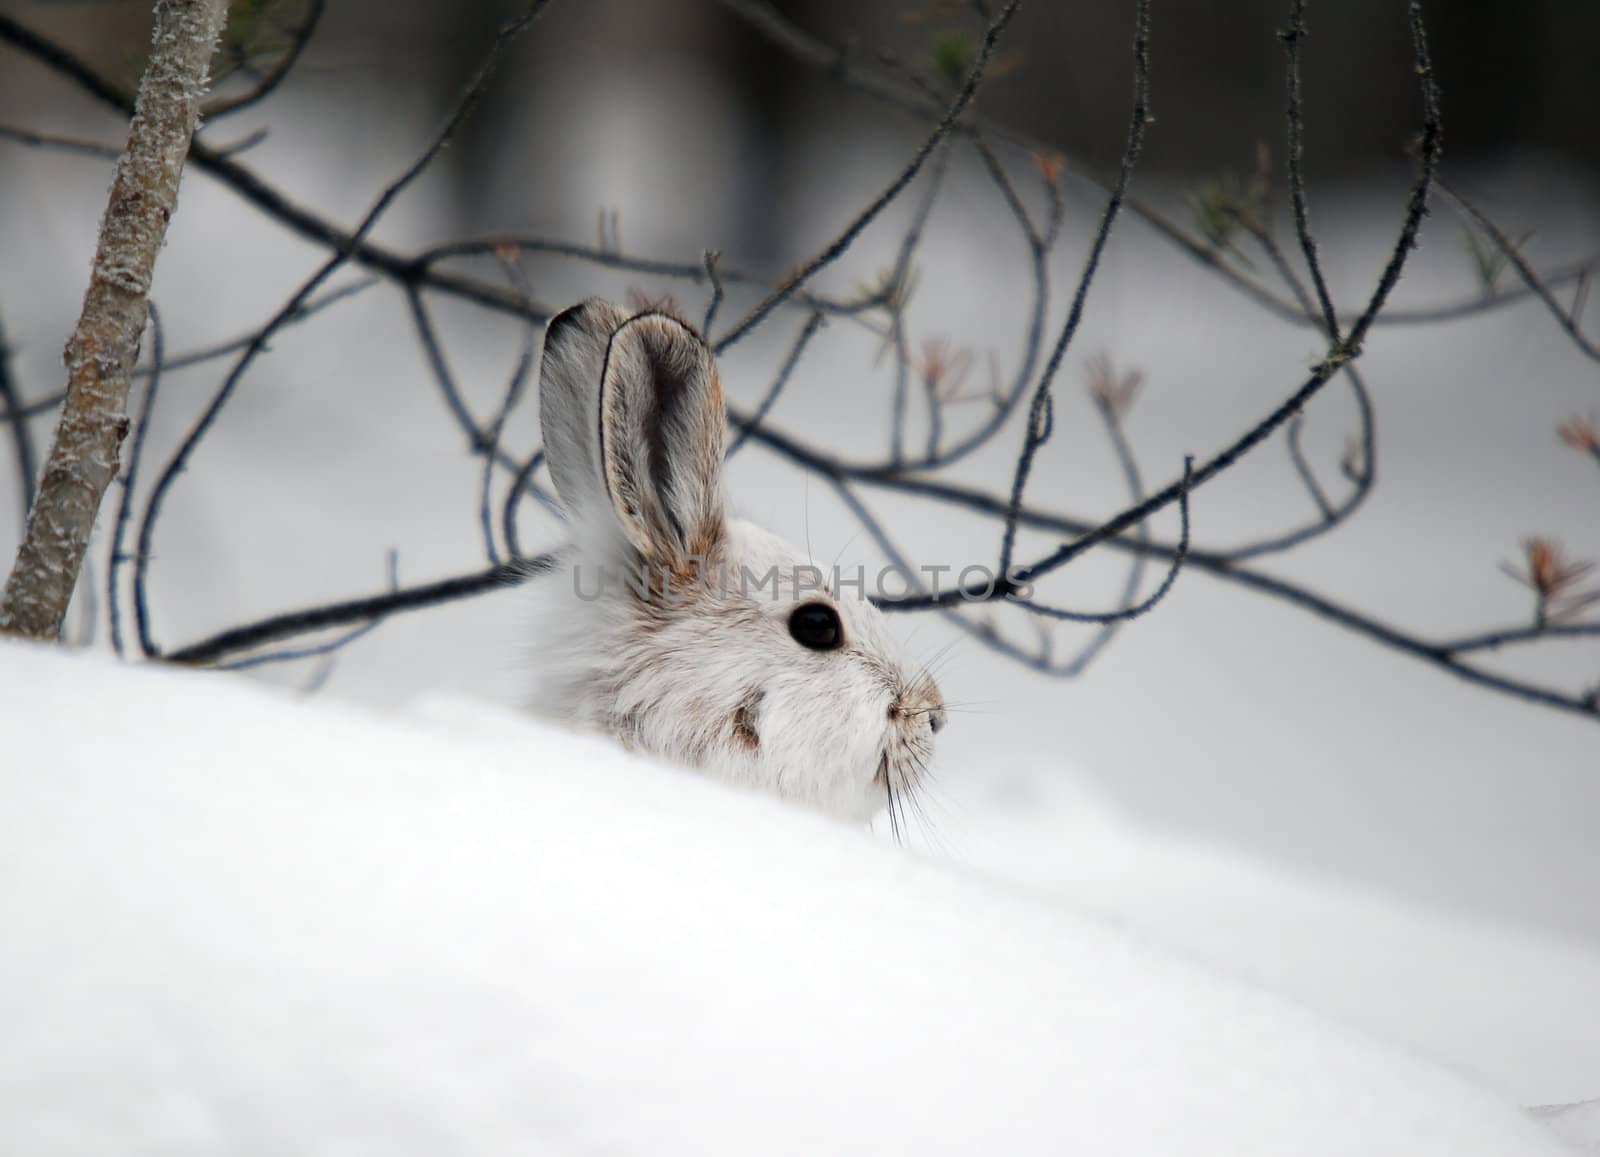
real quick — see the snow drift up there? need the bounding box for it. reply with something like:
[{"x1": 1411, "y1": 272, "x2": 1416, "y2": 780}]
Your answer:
[{"x1": 0, "y1": 642, "x2": 1571, "y2": 1155}]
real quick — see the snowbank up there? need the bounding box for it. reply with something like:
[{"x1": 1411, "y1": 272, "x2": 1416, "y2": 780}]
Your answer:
[
  {"x1": 0, "y1": 643, "x2": 1571, "y2": 1155},
  {"x1": 935, "y1": 762, "x2": 1600, "y2": 1105}
]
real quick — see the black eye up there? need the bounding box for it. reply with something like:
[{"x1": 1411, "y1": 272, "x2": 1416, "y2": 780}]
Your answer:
[{"x1": 788, "y1": 602, "x2": 842, "y2": 651}]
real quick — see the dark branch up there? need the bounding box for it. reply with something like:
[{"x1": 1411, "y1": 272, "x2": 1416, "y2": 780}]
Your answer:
[
  {"x1": 727, "y1": 310, "x2": 826, "y2": 458},
  {"x1": 109, "y1": 303, "x2": 164, "y2": 659},
  {"x1": 1279, "y1": 0, "x2": 1342, "y2": 338},
  {"x1": 998, "y1": 0, "x2": 1151, "y2": 575},
  {"x1": 168, "y1": 556, "x2": 555, "y2": 666}
]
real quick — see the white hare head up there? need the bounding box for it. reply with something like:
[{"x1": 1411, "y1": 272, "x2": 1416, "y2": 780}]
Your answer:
[{"x1": 530, "y1": 299, "x2": 945, "y2": 823}]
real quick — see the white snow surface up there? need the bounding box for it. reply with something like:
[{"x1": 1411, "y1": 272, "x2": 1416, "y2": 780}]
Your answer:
[
  {"x1": 1536, "y1": 1101, "x2": 1600, "y2": 1155},
  {"x1": 0, "y1": 642, "x2": 1576, "y2": 1155}
]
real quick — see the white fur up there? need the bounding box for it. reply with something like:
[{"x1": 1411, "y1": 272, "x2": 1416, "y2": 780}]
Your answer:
[{"x1": 529, "y1": 300, "x2": 943, "y2": 822}]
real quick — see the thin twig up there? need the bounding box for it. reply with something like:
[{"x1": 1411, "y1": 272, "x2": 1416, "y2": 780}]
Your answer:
[
  {"x1": 1440, "y1": 621, "x2": 1600, "y2": 656},
  {"x1": 0, "y1": 123, "x2": 120, "y2": 160},
  {"x1": 110, "y1": 302, "x2": 164, "y2": 659},
  {"x1": 1212, "y1": 221, "x2": 1379, "y2": 558},
  {"x1": 885, "y1": 141, "x2": 952, "y2": 462},
  {"x1": 711, "y1": 0, "x2": 1022, "y2": 353},
  {"x1": 1003, "y1": 457, "x2": 1191, "y2": 624},
  {"x1": 1438, "y1": 178, "x2": 1600, "y2": 364},
  {"x1": 219, "y1": 618, "x2": 382, "y2": 670},
  {"x1": 1279, "y1": 0, "x2": 1341, "y2": 337},
  {"x1": 1286, "y1": 415, "x2": 1335, "y2": 518},
  {"x1": 139, "y1": 278, "x2": 378, "y2": 377},
  {"x1": 0, "y1": 312, "x2": 37, "y2": 522},
  {"x1": 478, "y1": 258, "x2": 541, "y2": 565},
  {"x1": 700, "y1": 250, "x2": 725, "y2": 341},
  {"x1": 998, "y1": 0, "x2": 1152, "y2": 576},
  {"x1": 204, "y1": 0, "x2": 326, "y2": 119},
  {"x1": 1055, "y1": 392, "x2": 1153, "y2": 676},
  {"x1": 501, "y1": 448, "x2": 550, "y2": 561},
  {"x1": 0, "y1": 277, "x2": 376, "y2": 437},
  {"x1": 850, "y1": 130, "x2": 1053, "y2": 477},
  {"x1": 406, "y1": 288, "x2": 482, "y2": 444},
  {"x1": 727, "y1": 311, "x2": 826, "y2": 458}
]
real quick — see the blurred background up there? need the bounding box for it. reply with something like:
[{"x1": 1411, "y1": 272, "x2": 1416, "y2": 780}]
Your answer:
[
  {"x1": 7, "y1": 0, "x2": 1600, "y2": 228},
  {"x1": 2, "y1": 0, "x2": 1598, "y2": 1099}
]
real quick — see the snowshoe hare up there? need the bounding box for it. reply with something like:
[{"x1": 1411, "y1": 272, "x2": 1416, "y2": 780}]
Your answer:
[{"x1": 530, "y1": 300, "x2": 945, "y2": 822}]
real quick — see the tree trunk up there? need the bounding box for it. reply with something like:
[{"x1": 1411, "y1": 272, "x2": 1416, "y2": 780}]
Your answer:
[{"x1": 0, "y1": 0, "x2": 229, "y2": 640}]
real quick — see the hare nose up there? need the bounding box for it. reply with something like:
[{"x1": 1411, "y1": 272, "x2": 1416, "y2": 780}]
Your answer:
[{"x1": 890, "y1": 687, "x2": 946, "y2": 735}]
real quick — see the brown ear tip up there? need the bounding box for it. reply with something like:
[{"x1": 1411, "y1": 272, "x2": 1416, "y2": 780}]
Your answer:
[
  {"x1": 631, "y1": 311, "x2": 704, "y2": 347},
  {"x1": 623, "y1": 290, "x2": 701, "y2": 337},
  {"x1": 614, "y1": 315, "x2": 714, "y2": 378}
]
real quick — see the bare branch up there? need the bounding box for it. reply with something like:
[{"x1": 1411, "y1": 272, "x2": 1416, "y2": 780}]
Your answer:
[
  {"x1": 1054, "y1": 364, "x2": 1155, "y2": 676},
  {"x1": 1441, "y1": 622, "x2": 1600, "y2": 656},
  {"x1": 916, "y1": 0, "x2": 1441, "y2": 609},
  {"x1": 1439, "y1": 179, "x2": 1600, "y2": 364},
  {"x1": 0, "y1": 123, "x2": 121, "y2": 160},
  {"x1": 479, "y1": 258, "x2": 541, "y2": 565},
  {"x1": 998, "y1": 0, "x2": 1152, "y2": 576},
  {"x1": 1212, "y1": 220, "x2": 1378, "y2": 560},
  {"x1": 700, "y1": 250, "x2": 726, "y2": 341},
  {"x1": 167, "y1": 557, "x2": 553, "y2": 667},
  {"x1": 855, "y1": 469, "x2": 1598, "y2": 721},
  {"x1": 1005, "y1": 456, "x2": 1192, "y2": 624},
  {"x1": 727, "y1": 311, "x2": 826, "y2": 459},
  {"x1": 501, "y1": 449, "x2": 552, "y2": 562},
  {"x1": 0, "y1": 0, "x2": 230, "y2": 640},
  {"x1": 1279, "y1": 0, "x2": 1342, "y2": 338},
  {"x1": 711, "y1": 0, "x2": 1022, "y2": 353},
  {"x1": 131, "y1": 0, "x2": 555, "y2": 657},
  {"x1": 108, "y1": 303, "x2": 164, "y2": 659}
]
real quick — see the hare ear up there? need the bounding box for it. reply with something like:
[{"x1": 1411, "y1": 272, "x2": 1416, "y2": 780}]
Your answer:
[
  {"x1": 539, "y1": 300, "x2": 726, "y2": 565},
  {"x1": 539, "y1": 299, "x2": 629, "y2": 537},
  {"x1": 598, "y1": 311, "x2": 727, "y2": 566}
]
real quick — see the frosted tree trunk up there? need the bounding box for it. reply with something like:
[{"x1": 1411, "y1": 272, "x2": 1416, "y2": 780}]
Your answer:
[{"x1": 0, "y1": 0, "x2": 229, "y2": 640}]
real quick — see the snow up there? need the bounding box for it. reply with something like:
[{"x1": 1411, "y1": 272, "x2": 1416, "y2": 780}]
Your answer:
[
  {"x1": 921, "y1": 763, "x2": 1600, "y2": 1106},
  {"x1": 0, "y1": 641, "x2": 1581, "y2": 1155},
  {"x1": 1536, "y1": 1101, "x2": 1600, "y2": 1155}
]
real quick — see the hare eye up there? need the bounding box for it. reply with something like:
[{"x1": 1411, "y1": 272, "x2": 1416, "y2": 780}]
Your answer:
[{"x1": 788, "y1": 602, "x2": 842, "y2": 651}]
